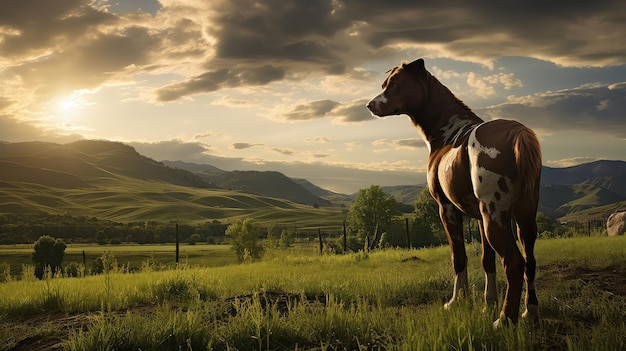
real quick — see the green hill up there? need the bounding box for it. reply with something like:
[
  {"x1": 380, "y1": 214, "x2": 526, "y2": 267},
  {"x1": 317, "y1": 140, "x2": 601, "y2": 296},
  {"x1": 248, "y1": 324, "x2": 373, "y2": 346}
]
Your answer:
[{"x1": 0, "y1": 141, "x2": 343, "y2": 226}]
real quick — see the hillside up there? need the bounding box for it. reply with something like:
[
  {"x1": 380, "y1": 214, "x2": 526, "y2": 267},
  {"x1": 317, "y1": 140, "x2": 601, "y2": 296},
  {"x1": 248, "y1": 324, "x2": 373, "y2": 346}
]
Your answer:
[
  {"x1": 1, "y1": 140, "x2": 625, "y2": 223},
  {"x1": 0, "y1": 141, "x2": 342, "y2": 225},
  {"x1": 0, "y1": 141, "x2": 215, "y2": 189},
  {"x1": 163, "y1": 161, "x2": 330, "y2": 206},
  {"x1": 541, "y1": 160, "x2": 626, "y2": 185}
]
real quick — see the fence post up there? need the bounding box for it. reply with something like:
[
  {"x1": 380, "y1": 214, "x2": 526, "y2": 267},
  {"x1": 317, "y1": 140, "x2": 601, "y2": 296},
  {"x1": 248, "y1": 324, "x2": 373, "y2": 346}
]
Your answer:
[
  {"x1": 175, "y1": 222, "x2": 180, "y2": 264},
  {"x1": 405, "y1": 218, "x2": 411, "y2": 249},
  {"x1": 343, "y1": 221, "x2": 347, "y2": 254},
  {"x1": 318, "y1": 228, "x2": 323, "y2": 255},
  {"x1": 82, "y1": 250, "x2": 86, "y2": 268}
]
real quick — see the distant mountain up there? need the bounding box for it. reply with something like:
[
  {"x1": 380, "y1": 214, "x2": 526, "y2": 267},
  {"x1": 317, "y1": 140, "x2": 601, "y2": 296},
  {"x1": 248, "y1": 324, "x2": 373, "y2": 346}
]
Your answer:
[
  {"x1": 538, "y1": 160, "x2": 626, "y2": 219},
  {"x1": 581, "y1": 174, "x2": 626, "y2": 198},
  {"x1": 541, "y1": 160, "x2": 626, "y2": 185},
  {"x1": 380, "y1": 185, "x2": 425, "y2": 205},
  {"x1": 0, "y1": 140, "x2": 216, "y2": 189},
  {"x1": 0, "y1": 141, "x2": 338, "y2": 224},
  {"x1": 162, "y1": 161, "x2": 330, "y2": 206},
  {"x1": 1, "y1": 140, "x2": 625, "y2": 222}
]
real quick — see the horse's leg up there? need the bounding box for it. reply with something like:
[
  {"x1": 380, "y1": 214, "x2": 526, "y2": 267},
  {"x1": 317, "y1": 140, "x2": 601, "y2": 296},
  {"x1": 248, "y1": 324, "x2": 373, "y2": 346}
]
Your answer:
[
  {"x1": 440, "y1": 203, "x2": 468, "y2": 309},
  {"x1": 480, "y1": 203, "x2": 524, "y2": 327},
  {"x1": 479, "y1": 220, "x2": 498, "y2": 308},
  {"x1": 514, "y1": 211, "x2": 540, "y2": 324}
]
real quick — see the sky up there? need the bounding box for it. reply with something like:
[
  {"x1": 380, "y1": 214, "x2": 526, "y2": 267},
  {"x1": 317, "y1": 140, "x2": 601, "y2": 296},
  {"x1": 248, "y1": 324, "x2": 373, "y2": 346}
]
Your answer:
[{"x1": 1, "y1": 0, "x2": 625, "y2": 194}]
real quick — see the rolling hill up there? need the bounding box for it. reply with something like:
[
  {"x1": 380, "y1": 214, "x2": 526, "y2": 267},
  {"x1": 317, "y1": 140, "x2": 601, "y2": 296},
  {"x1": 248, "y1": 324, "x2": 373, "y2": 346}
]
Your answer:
[
  {"x1": 0, "y1": 141, "x2": 343, "y2": 226},
  {"x1": 162, "y1": 161, "x2": 330, "y2": 206},
  {"x1": 1, "y1": 140, "x2": 625, "y2": 223}
]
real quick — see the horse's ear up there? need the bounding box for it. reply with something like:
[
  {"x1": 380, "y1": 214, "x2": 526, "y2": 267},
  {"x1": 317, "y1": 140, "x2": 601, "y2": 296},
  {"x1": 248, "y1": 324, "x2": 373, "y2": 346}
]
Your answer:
[{"x1": 403, "y1": 58, "x2": 425, "y2": 72}]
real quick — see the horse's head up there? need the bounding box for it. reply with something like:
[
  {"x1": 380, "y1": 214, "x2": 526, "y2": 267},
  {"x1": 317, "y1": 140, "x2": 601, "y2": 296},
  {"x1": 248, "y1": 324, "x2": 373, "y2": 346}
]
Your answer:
[{"x1": 367, "y1": 58, "x2": 429, "y2": 117}]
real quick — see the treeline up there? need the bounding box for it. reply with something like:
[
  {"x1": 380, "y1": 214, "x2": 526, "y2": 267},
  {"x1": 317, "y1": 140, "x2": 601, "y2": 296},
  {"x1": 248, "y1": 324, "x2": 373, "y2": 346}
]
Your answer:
[{"x1": 0, "y1": 214, "x2": 228, "y2": 245}]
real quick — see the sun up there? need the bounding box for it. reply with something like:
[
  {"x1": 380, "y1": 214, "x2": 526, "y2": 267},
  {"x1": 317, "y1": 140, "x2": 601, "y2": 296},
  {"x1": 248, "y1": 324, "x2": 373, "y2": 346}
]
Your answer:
[
  {"x1": 55, "y1": 89, "x2": 93, "y2": 117},
  {"x1": 58, "y1": 97, "x2": 81, "y2": 111}
]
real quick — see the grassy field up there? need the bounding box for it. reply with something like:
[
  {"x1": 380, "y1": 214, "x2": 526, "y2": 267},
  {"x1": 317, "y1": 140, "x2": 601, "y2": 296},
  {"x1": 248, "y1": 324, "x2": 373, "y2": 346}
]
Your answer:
[
  {"x1": 0, "y1": 236, "x2": 625, "y2": 350},
  {"x1": 0, "y1": 243, "x2": 239, "y2": 278}
]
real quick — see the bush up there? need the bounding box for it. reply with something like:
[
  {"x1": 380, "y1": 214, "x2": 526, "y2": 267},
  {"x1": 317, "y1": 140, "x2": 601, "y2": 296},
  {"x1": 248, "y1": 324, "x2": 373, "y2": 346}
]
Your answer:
[
  {"x1": 226, "y1": 218, "x2": 264, "y2": 262},
  {"x1": 32, "y1": 235, "x2": 67, "y2": 279}
]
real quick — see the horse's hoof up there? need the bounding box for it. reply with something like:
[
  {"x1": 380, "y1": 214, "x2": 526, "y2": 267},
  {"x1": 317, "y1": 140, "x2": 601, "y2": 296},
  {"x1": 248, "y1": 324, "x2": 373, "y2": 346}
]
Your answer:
[
  {"x1": 522, "y1": 305, "x2": 540, "y2": 325},
  {"x1": 492, "y1": 313, "x2": 510, "y2": 329}
]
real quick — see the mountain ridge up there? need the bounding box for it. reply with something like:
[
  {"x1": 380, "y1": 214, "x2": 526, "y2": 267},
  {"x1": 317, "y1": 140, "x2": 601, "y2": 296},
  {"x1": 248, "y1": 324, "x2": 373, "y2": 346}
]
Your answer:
[{"x1": 1, "y1": 140, "x2": 625, "y2": 222}]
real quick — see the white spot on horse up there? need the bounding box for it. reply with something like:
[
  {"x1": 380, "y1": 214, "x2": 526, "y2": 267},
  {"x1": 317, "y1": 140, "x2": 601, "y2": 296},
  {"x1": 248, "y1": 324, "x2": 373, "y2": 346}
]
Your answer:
[
  {"x1": 467, "y1": 123, "x2": 501, "y2": 159},
  {"x1": 444, "y1": 267, "x2": 468, "y2": 309},
  {"x1": 472, "y1": 167, "x2": 513, "y2": 226},
  {"x1": 370, "y1": 92, "x2": 387, "y2": 106},
  {"x1": 440, "y1": 114, "x2": 474, "y2": 144},
  {"x1": 468, "y1": 127, "x2": 513, "y2": 227}
]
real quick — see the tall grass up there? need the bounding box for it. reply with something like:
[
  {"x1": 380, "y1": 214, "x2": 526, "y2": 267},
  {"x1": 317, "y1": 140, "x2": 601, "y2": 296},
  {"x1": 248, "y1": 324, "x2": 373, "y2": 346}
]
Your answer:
[{"x1": 1, "y1": 236, "x2": 625, "y2": 350}]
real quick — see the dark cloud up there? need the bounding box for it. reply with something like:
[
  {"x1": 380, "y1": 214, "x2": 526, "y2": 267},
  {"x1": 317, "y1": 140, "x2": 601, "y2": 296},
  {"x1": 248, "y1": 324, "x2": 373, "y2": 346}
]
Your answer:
[
  {"x1": 328, "y1": 99, "x2": 376, "y2": 123},
  {"x1": 210, "y1": 0, "x2": 347, "y2": 62},
  {"x1": 276, "y1": 99, "x2": 374, "y2": 123},
  {"x1": 278, "y1": 100, "x2": 341, "y2": 121},
  {"x1": 0, "y1": 0, "x2": 118, "y2": 58},
  {"x1": 479, "y1": 82, "x2": 626, "y2": 138},
  {"x1": 394, "y1": 138, "x2": 427, "y2": 149},
  {"x1": 232, "y1": 143, "x2": 263, "y2": 150},
  {"x1": 156, "y1": 65, "x2": 286, "y2": 102},
  {"x1": 271, "y1": 148, "x2": 295, "y2": 156}
]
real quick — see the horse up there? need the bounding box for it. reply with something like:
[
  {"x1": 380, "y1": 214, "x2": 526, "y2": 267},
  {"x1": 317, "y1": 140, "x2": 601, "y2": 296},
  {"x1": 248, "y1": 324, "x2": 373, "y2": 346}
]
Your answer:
[{"x1": 367, "y1": 58, "x2": 541, "y2": 327}]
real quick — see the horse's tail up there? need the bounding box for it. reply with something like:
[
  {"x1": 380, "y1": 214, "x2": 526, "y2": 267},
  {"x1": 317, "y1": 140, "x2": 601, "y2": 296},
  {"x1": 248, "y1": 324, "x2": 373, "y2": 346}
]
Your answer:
[{"x1": 514, "y1": 126, "x2": 542, "y2": 196}]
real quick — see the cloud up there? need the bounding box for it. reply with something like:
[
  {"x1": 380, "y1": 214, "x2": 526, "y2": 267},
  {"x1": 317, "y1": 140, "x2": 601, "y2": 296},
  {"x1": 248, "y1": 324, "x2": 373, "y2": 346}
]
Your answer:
[
  {"x1": 271, "y1": 148, "x2": 295, "y2": 156},
  {"x1": 231, "y1": 142, "x2": 263, "y2": 150},
  {"x1": 156, "y1": 65, "x2": 287, "y2": 102},
  {"x1": 3, "y1": 0, "x2": 625, "y2": 108},
  {"x1": 275, "y1": 99, "x2": 374, "y2": 124},
  {"x1": 480, "y1": 82, "x2": 626, "y2": 138},
  {"x1": 373, "y1": 138, "x2": 427, "y2": 151},
  {"x1": 305, "y1": 136, "x2": 332, "y2": 143},
  {"x1": 329, "y1": 99, "x2": 376, "y2": 124},
  {"x1": 129, "y1": 139, "x2": 211, "y2": 161},
  {"x1": 346, "y1": 0, "x2": 626, "y2": 67},
  {"x1": 545, "y1": 157, "x2": 603, "y2": 168},
  {"x1": 278, "y1": 100, "x2": 341, "y2": 121}
]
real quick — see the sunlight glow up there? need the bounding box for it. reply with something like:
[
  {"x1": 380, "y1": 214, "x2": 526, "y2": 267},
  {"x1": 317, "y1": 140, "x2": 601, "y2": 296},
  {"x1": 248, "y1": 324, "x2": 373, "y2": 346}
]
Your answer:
[{"x1": 56, "y1": 89, "x2": 94, "y2": 113}]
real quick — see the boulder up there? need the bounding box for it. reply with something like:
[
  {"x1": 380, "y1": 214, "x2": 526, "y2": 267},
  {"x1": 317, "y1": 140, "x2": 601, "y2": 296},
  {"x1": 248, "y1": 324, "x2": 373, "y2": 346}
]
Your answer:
[{"x1": 606, "y1": 211, "x2": 626, "y2": 236}]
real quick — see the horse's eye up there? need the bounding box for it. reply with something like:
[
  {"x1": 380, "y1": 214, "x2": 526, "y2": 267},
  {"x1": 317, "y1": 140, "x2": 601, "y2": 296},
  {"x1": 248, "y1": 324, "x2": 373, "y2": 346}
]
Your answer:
[{"x1": 389, "y1": 82, "x2": 397, "y2": 89}]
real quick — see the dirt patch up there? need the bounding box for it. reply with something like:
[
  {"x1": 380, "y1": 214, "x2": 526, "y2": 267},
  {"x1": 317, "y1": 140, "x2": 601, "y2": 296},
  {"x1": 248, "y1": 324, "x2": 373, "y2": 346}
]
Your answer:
[
  {"x1": 539, "y1": 263, "x2": 626, "y2": 296},
  {"x1": 4, "y1": 304, "x2": 156, "y2": 351}
]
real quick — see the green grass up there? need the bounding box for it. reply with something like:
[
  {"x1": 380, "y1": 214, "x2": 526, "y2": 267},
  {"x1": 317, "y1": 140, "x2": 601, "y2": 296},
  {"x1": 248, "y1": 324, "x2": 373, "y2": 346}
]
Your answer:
[
  {"x1": 0, "y1": 243, "x2": 238, "y2": 278},
  {"x1": 0, "y1": 176, "x2": 346, "y2": 225},
  {"x1": 1, "y1": 236, "x2": 625, "y2": 350}
]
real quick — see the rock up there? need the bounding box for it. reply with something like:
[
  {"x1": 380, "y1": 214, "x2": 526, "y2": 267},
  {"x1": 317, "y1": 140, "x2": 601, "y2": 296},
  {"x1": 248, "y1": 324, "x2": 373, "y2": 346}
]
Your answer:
[{"x1": 607, "y1": 211, "x2": 626, "y2": 236}]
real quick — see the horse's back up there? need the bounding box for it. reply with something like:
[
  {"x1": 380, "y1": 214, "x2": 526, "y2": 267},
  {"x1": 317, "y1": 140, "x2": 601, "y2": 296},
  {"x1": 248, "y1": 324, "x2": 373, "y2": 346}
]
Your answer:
[{"x1": 468, "y1": 119, "x2": 541, "y2": 209}]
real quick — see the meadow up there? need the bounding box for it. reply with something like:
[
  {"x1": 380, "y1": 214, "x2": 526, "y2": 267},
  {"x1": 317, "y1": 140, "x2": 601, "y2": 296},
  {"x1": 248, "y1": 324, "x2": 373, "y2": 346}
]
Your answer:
[
  {"x1": 1, "y1": 236, "x2": 625, "y2": 350},
  {"x1": 0, "y1": 243, "x2": 239, "y2": 278}
]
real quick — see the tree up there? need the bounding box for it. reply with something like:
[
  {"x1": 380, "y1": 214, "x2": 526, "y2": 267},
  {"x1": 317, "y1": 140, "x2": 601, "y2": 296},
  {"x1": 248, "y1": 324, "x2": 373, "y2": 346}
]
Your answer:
[
  {"x1": 347, "y1": 185, "x2": 401, "y2": 248},
  {"x1": 95, "y1": 230, "x2": 108, "y2": 245},
  {"x1": 188, "y1": 233, "x2": 201, "y2": 245},
  {"x1": 536, "y1": 212, "x2": 558, "y2": 236},
  {"x1": 413, "y1": 188, "x2": 447, "y2": 247},
  {"x1": 279, "y1": 229, "x2": 295, "y2": 248},
  {"x1": 32, "y1": 235, "x2": 67, "y2": 279},
  {"x1": 226, "y1": 218, "x2": 264, "y2": 262}
]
